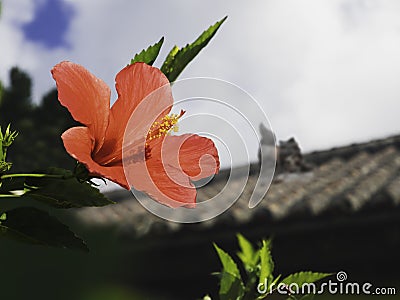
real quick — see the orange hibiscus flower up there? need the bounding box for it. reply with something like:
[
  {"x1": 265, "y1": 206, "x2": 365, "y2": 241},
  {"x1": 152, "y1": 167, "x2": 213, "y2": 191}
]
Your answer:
[{"x1": 51, "y1": 61, "x2": 220, "y2": 208}]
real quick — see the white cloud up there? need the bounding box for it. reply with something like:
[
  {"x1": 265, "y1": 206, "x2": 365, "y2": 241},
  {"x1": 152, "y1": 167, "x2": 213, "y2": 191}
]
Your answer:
[
  {"x1": 0, "y1": 0, "x2": 68, "y2": 100},
  {"x1": 1, "y1": 0, "x2": 400, "y2": 170}
]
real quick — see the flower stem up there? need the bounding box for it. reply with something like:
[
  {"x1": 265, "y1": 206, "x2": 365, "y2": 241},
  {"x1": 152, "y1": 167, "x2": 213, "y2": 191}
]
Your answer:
[
  {"x1": 0, "y1": 194, "x2": 21, "y2": 198},
  {"x1": 0, "y1": 173, "x2": 64, "y2": 180}
]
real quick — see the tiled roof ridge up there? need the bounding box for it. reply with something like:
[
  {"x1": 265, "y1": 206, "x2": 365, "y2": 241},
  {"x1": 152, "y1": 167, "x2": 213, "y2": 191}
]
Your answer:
[
  {"x1": 100, "y1": 134, "x2": 400, "y2": 192},
  {"x1": 209, "y1": 133, "x2": 400, "y2": 183},
  {"x1": 304, "y1": 133, "x2": 400, "y2": 165},
  {"x1": 77, "y1": 133, "x2": 400, "y2": 238}
]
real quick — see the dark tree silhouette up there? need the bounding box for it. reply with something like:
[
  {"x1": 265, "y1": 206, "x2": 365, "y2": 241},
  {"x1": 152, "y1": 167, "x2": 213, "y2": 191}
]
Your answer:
[
  {"x1": 0, "y1": 67, "x2": 77, "y2": 171},
  {"x1": 1, "y1": 67, "x2": 34, "y2": 124}
]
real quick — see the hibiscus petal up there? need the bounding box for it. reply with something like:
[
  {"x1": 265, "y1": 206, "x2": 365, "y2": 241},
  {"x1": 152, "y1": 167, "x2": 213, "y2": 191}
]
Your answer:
[
  {"x1": 95, "y1": 63, "x2": 172, "y2": 165},
  {"x1": 62, "y1": 127, "x2": 129, "y2": 189},
  {"x1": 153, "y1": 134, "x2": 220, "y2": 181},
  {"x1": 125, "y1": 159, "x2": 197, "y2": 208},
  {"x1": 51, "y1": 61, "x2": 110, "y2": 153},
  {"x1": 125, "y1": 133, "x2": 219, "y2": 208}
]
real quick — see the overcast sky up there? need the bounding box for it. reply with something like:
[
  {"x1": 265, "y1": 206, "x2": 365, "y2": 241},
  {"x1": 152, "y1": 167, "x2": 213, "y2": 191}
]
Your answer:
[{"x1": 1, "y1": 0, "x2": 400, "y2": 170}]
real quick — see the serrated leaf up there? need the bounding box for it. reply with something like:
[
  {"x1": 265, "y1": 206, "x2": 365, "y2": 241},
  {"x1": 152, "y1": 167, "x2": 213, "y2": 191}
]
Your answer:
[
  {"x1": 270, "y1": 274, "x2": 282, "y2": 288},
  {"x1": 214, "y1": 243, "x2": 244, "y2": 300},
  {"x1": 220, "y1": 272, "x2": 245, "y2": 300},
  {"x1": 281, "y1": 271, "x2": 332, "y2": 286},
  {"x1": 0, "y1": 207, "x2": 88, "y2": 251},
  {"x1": 161, "y1": 16, "x2": 227, "y2": 82},
  {"x1": 259, "y1": 239, "x2": 274, "y2": 286},
  {"x1": 256, "y1": 275, "x2": 283, "y2": 299},
  {"x1": 130, "y1": 37, "x2": 164, "y2": 66},
  {"x1": 237, "y1": 233, "x2": 259, "y2": 271},
  {"x1": 161, "y1": 45, "x2": 179, "y2": 73},
  {"x1": 214, "y1": 243, "x2": 242, "y2": 279},
  {"x1": 24, "y1": 168, "x2": 114, "y2": 208}
]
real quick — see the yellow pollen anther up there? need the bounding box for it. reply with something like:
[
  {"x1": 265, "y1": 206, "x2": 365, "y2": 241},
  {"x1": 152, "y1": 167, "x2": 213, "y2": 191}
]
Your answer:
[{"x1": 145, "y1": 110, "x2": 185, "y2": 145}]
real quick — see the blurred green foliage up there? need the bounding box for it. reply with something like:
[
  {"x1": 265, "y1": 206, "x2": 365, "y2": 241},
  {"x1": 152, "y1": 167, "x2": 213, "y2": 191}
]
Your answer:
[
  {"x1": 0, "y1": 80, "x2": 3, "y2": 104},
  {"x1": 0, "y1": 0, "x2": 2, "y2": 101},
  {"x1": 0, "y1": 67, "x2": 77, "y2": 172},
  {"x1": 210, "y1": 234, "x2": 331, "y2": 300}
]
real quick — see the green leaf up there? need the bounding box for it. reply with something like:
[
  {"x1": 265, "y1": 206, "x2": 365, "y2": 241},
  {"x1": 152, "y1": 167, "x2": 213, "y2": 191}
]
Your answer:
[
  {"x1": 24, "y1": 168, "x2": 114, "y2": 208},
  {"x1": 161, "y1": 16, "x2": 227, "y2": 82},
  {"x1": 0, "y1": 160, "x2": 12, "y2": 173},
  {"x1": 281, "y1": 271, "x2": 332, "y2": 287},
  {"x1": 255, "y1": 275, "x2": 283, "y2": 300},
  {"x1": 0, "y1": 212, "x2": 6, "y2": 223},
  {"x1": 161, "y1": 45, "x2": 179, "y2": 74},
  {"x1": 298, "y1": 295, "x2": 315, "y2": 300},
  {"x1": 259, "y1": 239, "x2": 274, "y2": 287},
  {"x1": 1, "y1": 124, "x2": 18, "y2": 147},
  {"x1": 0, "y1": 207, "x2": 88, "y2": 251},
  {"x1": 0, "y1": 124, "x2": 18, "y2": 163},
  {"x1": 220, "y1": 272, "x2": 245, "y2": 300},
  {"x1": 237, "y1": 233, "x2": 259, "y2": 272},
  {"x1": 214, "y1": 243, "x2": 242, "y2": 279},
  {"x1": 130, "y1": 37, "x2": 164, "y2": 66},
  {"x1": 214, "y1": 243, "x2": 245, "y2": 300}
]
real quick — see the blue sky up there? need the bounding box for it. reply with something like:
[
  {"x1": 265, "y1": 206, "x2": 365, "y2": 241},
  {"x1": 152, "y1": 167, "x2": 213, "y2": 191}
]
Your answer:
[
  {"x1": 1, "y1": 0, "x2": 400, "y2": 173},
  {"x1": 22, "y1": 0, "x2": 74, "y2": 49}
]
